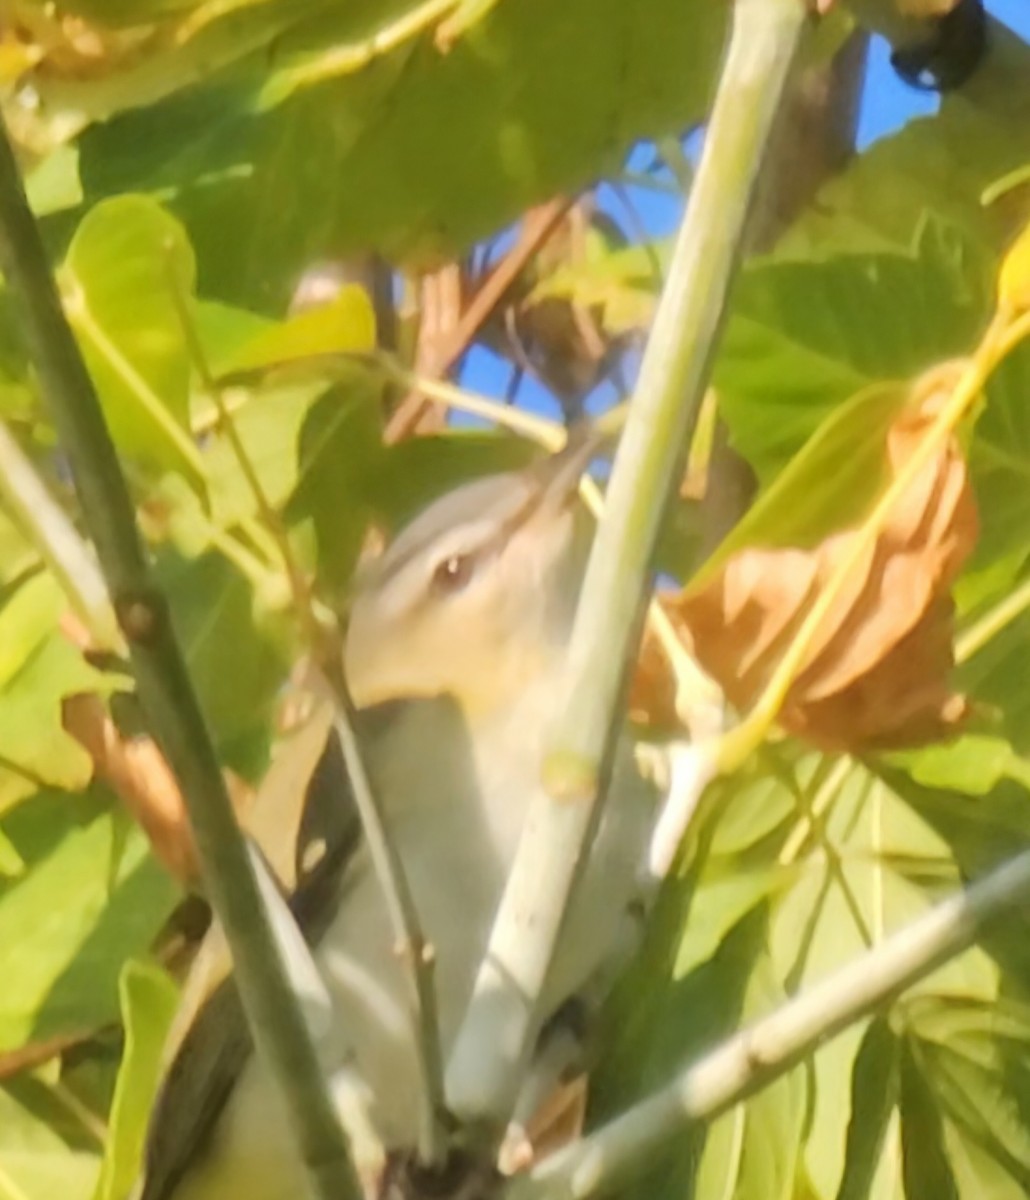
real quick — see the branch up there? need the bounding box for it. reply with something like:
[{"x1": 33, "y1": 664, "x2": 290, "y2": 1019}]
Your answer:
[
  {"x1": 518, "y1": 844, "x2": 1030, "y2": 1199},
  {"x1": 321, "y1": 670, "x2": 449, "y2": 1165},
  {"x1": 0, "y1": 118, "x2": 361, "y2": 1200},
  {"x1": 445, "y1": 0, "x2": 810, "y2": 1126}
]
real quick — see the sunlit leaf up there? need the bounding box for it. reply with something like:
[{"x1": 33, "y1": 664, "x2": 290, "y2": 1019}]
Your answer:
[
  {"x1": 0, "y1": 633, "x2": 124, "y2": 804},
  {"x1": 219, "y1": 286, "x2": 376, "y2": 375},
  {"x1": 716, "y1": 219, "x2": 991, "y2": 479},
  {"x1": 0, "y1": 791, "x2": 178, "y2": 1053},
  {"x1": 0, "y1": 1072, "x2": 101, "y2": 1200},
  {"x1": 61, "y1": 196, "x2": 203, "y2": 487},
  {"x1": 768, "y1": 757, "x2": 998, "y2": 1197},
  {"x1": 92, "y1": 960, "x2": 179, "y2": 1200},
  {"x1": 998, "y1": 221, "x2": 1030, "y2": 312},
  {"x1": 75, "y1": 1, "x2": 728, "y2": 306}
]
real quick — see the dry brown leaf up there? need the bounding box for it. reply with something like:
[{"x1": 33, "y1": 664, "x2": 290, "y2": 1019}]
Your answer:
[
  {"x1": 63, "y1": 693, "x2": 202, "y2": 885},
  {"x1": 627, "y1": 632, "x2": 679, "y2": 730},
  {"x1": 62, "y1": 693, "x2": 253, "y2": 887},
  {"x1": 499, "y1": 1075, "x2": 589, "y2": 1175},
  {"x1": 648, "y1": 376, "x2": 977, "y2": 751},
  {"x1": 522, "y1": 1075, "x2": 588, "y2": 1167}
]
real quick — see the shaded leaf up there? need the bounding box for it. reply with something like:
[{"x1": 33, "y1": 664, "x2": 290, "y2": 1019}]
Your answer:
[
  {"x1": 905, "y1": 997, "x2": 1030, "y2": 1194},
  {"x1": 153, "y1": 550, "x2": 290, "y2": 776},
  {"x1": 779, "y1": 60, "x2": 1030, "y2": 260},
  {"x1": 899, "y1": 1039, "x2": 959, "y2": 1200},
  {"x1": 769, "y1": 756, "x2": 997, "y2": 1197},
  {"x1": 962, "y1": 342, "x2": 1030, "y2": 600},
  {"x1": 673, "y1": 866, "x2": 795, "y2": 979},
  {"x1": 836, "y1": 1018, "x2": 901, "y2": 1200},
  {"x1": 284, "y1": 380, "x2": 384, "y2": 592}
]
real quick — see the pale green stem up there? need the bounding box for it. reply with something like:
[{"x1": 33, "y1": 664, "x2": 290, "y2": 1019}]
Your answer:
[{"x1": 445, "y1": 0, "x2": 810, "y2": 1126}]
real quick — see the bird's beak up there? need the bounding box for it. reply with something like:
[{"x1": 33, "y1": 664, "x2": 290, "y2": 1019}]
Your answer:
[{"x1": 530, "y1": 427, "x2": 606, "y2": 512}]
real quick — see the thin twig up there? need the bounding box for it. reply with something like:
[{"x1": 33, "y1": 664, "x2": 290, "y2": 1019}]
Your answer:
[
  {"x1": 166, "y1": 273, "x2": 448, "y2": 1164},
  {"x1": 956, "y1": 573, "x2": 1030, "y2": 664},
  {"x1": 322, "y1": 663, "x2": 449, "y2": 1166},
  {"x1": 162, "y1": 252, "x2": 328, "y2": 645},
  {"x1": 0, "y1": 419, "x2": 121, "y2": 650},
  {"x1": 0, "y1": 117, "x2": 361, "y2": 1200},
  {"x1": 384, "y1": 198, "x2": 571, "y2": 442},
  {"x1": 445, "y1": 0, "x2": 810, "y2": 1126},
  {"x1": 519, "y1": 844, "x2": 1030, "y2": 1199}
]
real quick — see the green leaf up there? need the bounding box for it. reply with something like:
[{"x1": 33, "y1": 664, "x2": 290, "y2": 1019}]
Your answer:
[
  {"x1": 593, "y1": 915, "x2": 768, "y2": 1200},
  {"x1": 715, "y1": 219, "x2": 991, "y2": 480},
  {"x1": 0, "y1": 632, "x2": 124, "y2": 809},
  {"x1": 836, "y1": 1019, "x2": 901, "y2": 1200},
  {"x1": 779, "y1": 57, "x2": 1030, "y2": 259},
  {"x1": 906, "y1": 997, "x2": 1030, "y2": 1194},
  {"x1": 964, "y1": 342, "x2": 1030, "y2": 596},
  {"x1": 202, "y1": 384, "x2": 335, "y2": 528},
  {"x1": 284, "y1": 381, "x2": 384, "y2": 592},
  {"x1": 955, "y1": 606, "x2": 1030, "y2": 758},
  {"x1": 92, "y1": 960, "x2": 179, "y2": 1200},
  {"x1": 673, "y1": 865, "x2": 795, "y2": 979},
  {"x1": 0, "y1": 790, "x2": 179, "y2": 1054},
  {"x1": 154, "y1": 549, "x2": 289, "y2": 775},
  {"x1": 370, "y1": 431, "x2": 538, "y2": 531},
  {"x1": 695, "y1": 956, "x2": 806, "y2": 1200},
  {"x1": 891, "y1": 736, "x2": 1026, "y2": 798},
  {"x1": 769, "y1": 757, "x2": 998, "y2": 1198},
  {"x1": 690, "y1": 382, "x2": 906, "y2": 590},
  {"x1": 899, "y1": 1040, "x2": 959, "y2": 1200},
  {"x1": 0, "y1": 825, "x2": 25, "y2": 878},
  {"x1": 75, "y1": 1, "x2": 728, "y2": 307},
  {"x1": 702, "y1": 755, "x2": 800, "y2": 858},
  {"x1": 61, "y1": 196, "x2": 203, "y2": 487},
  {"x1": 219, "y1": 286, "x2": 376, "y2": 374},
  {"x1": 192, "y1": 299, "x2": 274, "y2": 380},
  {"x1": 0, "y1": 1073, "x2": 101, "y2": 1200},
  {"x1": 0, "y1": 572, "x2": 65, "y2": 692}
]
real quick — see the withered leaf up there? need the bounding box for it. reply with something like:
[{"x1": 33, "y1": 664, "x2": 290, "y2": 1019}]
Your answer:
[{"x1": 651, "y1": 379, "x2": 978, "y2": 751}]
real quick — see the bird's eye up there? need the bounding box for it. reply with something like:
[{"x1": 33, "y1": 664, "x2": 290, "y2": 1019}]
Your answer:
[{"x1": 431, "y1": 553, "x2": 475, "y2": 593}]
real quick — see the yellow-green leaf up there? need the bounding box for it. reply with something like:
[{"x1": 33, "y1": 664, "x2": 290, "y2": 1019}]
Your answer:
[{"x1": 998, "y1": 221, "x2": 1030, "y2": 314}]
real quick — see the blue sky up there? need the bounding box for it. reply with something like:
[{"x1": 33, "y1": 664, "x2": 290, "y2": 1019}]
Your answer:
[{"x1": 459, "y1": 1, "x2": 1030, "y2": 421}]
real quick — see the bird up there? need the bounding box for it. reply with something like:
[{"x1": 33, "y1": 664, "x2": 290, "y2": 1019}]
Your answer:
[{"x1": 139, "y1": 436, "x2": 656, "y2": 1200}]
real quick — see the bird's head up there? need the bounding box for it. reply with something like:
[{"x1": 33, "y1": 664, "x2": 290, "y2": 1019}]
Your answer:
[{"x1": 344, "y1": 439, "x2": 596, "y2": 717}]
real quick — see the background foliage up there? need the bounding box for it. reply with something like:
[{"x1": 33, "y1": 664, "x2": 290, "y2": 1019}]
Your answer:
[{"x1": 2, "y1": 2, "x2": 1030, "y2": 1198}]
